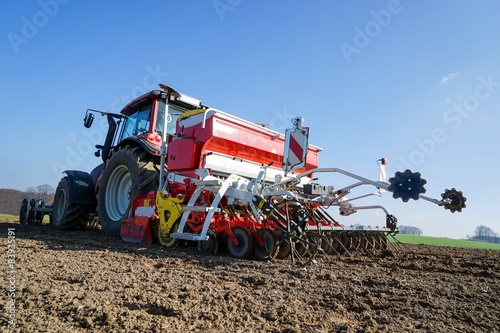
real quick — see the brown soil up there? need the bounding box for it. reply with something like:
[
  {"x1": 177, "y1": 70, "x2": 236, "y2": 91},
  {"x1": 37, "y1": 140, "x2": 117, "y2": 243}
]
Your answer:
[{"x1": 1, "y1": 219, "x2": 498, "y2": 333}]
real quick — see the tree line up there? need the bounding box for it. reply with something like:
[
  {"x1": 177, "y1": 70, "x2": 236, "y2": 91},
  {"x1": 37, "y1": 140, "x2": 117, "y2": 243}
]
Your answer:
[
  {"x1": 467, "y1": 225, "x2": 500, "y2": 244},
  {"x1": 0, "y1": 185, "x2": 54, "y2": 216},
  {"x1": 399, "y1": 224, "x2": 499, "y2": 244},
  {"x1": 399, "y1": 225, "x2": 423, "y2": 235}
]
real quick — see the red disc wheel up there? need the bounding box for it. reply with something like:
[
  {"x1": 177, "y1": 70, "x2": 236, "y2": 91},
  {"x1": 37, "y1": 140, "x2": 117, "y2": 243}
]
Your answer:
[
  {"x1": 227, "y1": 226, "x2": 253, "y2": 259},
  {"x1": 254, "y1": 228, "x2": 278, "y2": 260}
]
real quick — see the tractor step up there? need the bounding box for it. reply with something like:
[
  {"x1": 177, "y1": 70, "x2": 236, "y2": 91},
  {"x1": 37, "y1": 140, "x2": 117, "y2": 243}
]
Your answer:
[{"x1": 169, "y1": 232, "x2": 208, "y2": 241}]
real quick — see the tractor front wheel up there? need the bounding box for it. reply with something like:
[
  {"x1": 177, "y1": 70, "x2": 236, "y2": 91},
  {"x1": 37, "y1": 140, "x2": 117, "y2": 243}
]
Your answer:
[{"x1": 97, "y1": 146, "x2": 159, "y2": 235}]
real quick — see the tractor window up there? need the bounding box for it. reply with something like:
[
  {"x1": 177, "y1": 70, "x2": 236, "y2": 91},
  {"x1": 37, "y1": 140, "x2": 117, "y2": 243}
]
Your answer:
[
  {"x1": 155, "y1": 101, "x2": 184, "y2": 139},
  {"x1": 121, "y1": 103, "x2": 152, "y2": 139}
]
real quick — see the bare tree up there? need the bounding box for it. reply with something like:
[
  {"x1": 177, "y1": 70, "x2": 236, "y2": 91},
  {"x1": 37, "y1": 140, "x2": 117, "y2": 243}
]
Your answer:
[
  {"x1": 24, "y1": 184, "x2": 55, "y2": 204},
  {"x1": 36, "y1": 184, "x2": 54, "y2": 197},
  {"x1": 25, "y1": 186, "x2": 37, "y2": 198},
  {"x1": 399, "y1": 225, "x2": 423, "y2": 236},
  {"x1": 468, "y1": 225, "x2": 499, "y2": 244}
]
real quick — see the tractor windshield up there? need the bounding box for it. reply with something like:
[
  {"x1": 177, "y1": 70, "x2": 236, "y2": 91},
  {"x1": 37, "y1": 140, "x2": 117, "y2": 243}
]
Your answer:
[
  {"x1": 120, "y1": 100, "x2": 152, "y2": 140},
  {"x1": 155, "y1": 101, "x2": 184, "y2": 139}
]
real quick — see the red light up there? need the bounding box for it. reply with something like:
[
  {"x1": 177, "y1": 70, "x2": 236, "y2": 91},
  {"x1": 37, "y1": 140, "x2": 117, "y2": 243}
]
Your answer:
[
  {"x1": 155, "y1": 134, "x2": 161, "y2": 142},
  {"x1": 147, "y1": 133, "x2": 154, "y2": 141}
]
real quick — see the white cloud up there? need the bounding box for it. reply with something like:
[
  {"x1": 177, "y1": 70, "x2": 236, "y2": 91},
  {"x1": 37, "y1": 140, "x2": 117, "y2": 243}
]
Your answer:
[{"x1": 440, "y1": 72, "x2": 460, "y2": 85}]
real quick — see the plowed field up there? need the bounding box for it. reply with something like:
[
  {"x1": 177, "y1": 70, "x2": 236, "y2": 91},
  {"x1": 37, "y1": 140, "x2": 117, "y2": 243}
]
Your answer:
[{"x1": 1, "y1": 219, "x2": 498, "y2": 333}]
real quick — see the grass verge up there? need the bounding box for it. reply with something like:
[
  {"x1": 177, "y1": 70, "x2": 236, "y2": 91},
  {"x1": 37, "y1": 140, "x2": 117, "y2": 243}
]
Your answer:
[{"x1": 393, "y1": 234, "x2": 500, "y2": 250}]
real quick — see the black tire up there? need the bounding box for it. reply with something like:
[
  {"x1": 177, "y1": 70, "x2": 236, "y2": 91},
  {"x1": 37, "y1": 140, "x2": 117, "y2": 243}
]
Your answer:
[
  {"x1": 227, "y1": 226, "x2": 253, "y2": 259},
  {"x1": 254, "y1": 228, "x2": 278, "y2": 260},
  {"x1": 97, "y1": 146, "x2": 159, "y2": 235},
  {"x1": 19, "y1": 198, "x2": 29, "y2": 226},
  {"x1": 198, "y1": 229, "x2": 219, "y2": 255},
  {"x1": 274, "y1": 229, "x2": 291, "y2": 259},
  {"x1": 27, "y1": 199, "x2": 36, "y2": 225},
  {"x1": 34, "y1": 198, "x2": 45, "y2": 225},
  {"x1": 52, "y1": 177, "x2": 93, "y2": 230}
]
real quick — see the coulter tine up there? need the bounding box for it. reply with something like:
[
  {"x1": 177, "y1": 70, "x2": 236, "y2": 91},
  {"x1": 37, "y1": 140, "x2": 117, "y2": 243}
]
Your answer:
[
  {"x1": 356, "y1": 232, "x2": 374, "y2": 256},
  {"x1": 385, "y1": 233, "x2": 404, "y2": 253},
  {"x1": 389, "y1": 233, "x2": 411, "y2": 252}
]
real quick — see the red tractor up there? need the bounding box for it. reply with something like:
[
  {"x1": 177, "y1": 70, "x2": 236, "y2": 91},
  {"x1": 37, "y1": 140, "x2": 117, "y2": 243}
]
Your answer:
[{"x1": 51, "y1": 85, "x2": 203, "y2": 234}]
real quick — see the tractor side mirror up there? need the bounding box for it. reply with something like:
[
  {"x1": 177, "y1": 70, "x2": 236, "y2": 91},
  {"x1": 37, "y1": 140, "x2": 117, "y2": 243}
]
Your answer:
[{"x1": 83, "y1": 113, "x2": 94, "y2": 128}]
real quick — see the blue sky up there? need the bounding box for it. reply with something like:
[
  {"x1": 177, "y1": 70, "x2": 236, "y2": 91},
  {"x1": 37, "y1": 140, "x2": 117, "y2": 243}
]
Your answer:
[{"x1": 1, "y1": 1, "x2": 499, "y2": 239}]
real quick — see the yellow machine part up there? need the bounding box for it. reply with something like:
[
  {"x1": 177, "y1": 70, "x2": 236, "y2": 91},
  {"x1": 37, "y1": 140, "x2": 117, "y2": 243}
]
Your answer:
[{"x1": 156, "y1": 192, "x2": 184, "y2": 248}]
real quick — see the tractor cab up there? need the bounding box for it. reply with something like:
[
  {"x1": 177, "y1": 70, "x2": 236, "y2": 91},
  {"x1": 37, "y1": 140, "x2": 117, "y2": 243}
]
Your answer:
[
  {"x1": 116, "y1": 88, "x2": 204, "y2": 156},
  {"x1": 84, "y1": 86, "x2": 204, "y2": 162}
]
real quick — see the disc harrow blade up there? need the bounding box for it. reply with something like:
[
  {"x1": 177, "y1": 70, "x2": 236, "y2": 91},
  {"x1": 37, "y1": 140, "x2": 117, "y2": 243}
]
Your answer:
[
  {"x1": 441, "y1": 188, "x2": 467, "y2": 213},
  {"x1": 388, "y1": 169, "x2": 427, "y2": 202}
]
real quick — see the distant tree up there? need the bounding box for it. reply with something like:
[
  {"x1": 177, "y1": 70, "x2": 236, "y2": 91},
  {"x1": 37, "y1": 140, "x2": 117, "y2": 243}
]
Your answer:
[
  {"x1": 0, "y1": 185, "x2": 55, "y2": 217},
  {"x1": 468, "y1": 225, "x2": 500, "y2": 244},
  {"x1": 399, "y1": 225, "x2": 423, "y2": 236},
  {"x1": 25, "y1": 184, "x2": 55, "y2": 204},
  {"x1": 25, "y1": 186, "x2": 37, "y2": 198}
]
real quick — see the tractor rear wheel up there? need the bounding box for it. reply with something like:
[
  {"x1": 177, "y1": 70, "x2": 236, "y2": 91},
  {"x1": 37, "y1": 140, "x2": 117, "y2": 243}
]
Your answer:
[
  {"x1": 97, "y1": 146, "x2": 159, "y2": 235},
  {"x1": 52, "y1": 177, "x2": 93, "y2": 230}
]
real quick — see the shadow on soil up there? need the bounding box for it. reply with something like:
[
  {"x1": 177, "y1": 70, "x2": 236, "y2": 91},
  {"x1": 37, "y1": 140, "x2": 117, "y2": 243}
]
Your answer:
[{"x1": 0, "y1": 220, "x2": 281, "y2": 270}]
